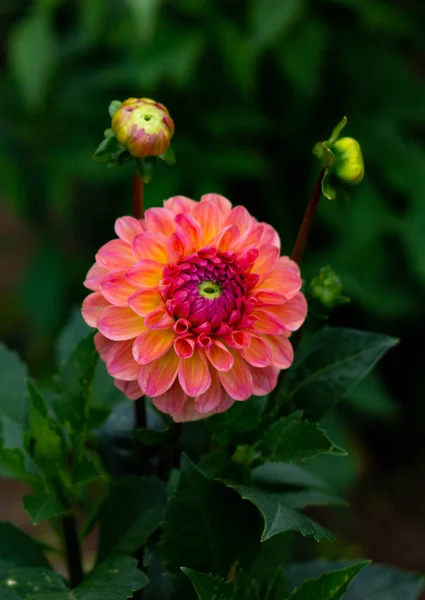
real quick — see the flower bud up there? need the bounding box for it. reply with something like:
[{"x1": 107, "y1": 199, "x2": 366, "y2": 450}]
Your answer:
[
  {"x1": 332, "y1": 137, "x2": 364, "y2": 185},
  {"x1": 309, "y1": 266, "x2": 349, "y2": 310},
  {"x1": 111, "y1": 97, "x2": 174, "y2": 158}
]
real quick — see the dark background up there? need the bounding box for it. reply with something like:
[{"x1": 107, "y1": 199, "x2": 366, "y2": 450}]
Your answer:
[{"x1": 1, "y1": 0, "x2": 425, "y2": 572}]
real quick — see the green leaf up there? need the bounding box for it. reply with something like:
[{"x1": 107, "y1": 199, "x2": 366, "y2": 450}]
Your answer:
[
  {"x1": 280, "y1": 490, "x2": 346, "y2": 509},
  {"x1": 158, "y1": 146, "x2": 176, "y2": 166},
  {"x1": 161, "y1": 455, "x2": 262, "y2": 575},
  {"x1": 252, "y1": 462, "x2": 329, "y2": 490},
  {"x1": 0, "y1": 523, "x2": 50, "y2": 569},
  {"x1": 0, "y1": 447, "x2": 37, "y2": 487},
  {"x1": 329, "y1": 116, "x2": 348, "y2": 144},
  {"x1": 8, "y1": 11, "x2": 57, "y2": 109},
  {"x1": 0, "y1": 567, "x2": 67, "y2": 596},
  {"x1": 23, "y1": 492, "x2": 66, "y2": 525},
  {"x1": 78, "y1": 556, "x2": 148, "y2": 600},
  {"x1": 56, "y1": 310, "x2": 91, "y2": 366},
  {"x1": 261, "y1": 412, "x2": 346, "y2": 462},
  {"x1": 182, "y1": 568, "x2": 230, "y2": 600},
  {"x1": 0, "y1": 344, "x2": 28, "y2": 452},
  {"x1": 72, "y1": 455, "x2": 104, "y2": 486},
  {"x1": 206, "y1": 396, "x2": 267, "y2": 444},
  {"x1": 226, "y1": 483, "x2": 333, "y2": 542},
  {"x1": 248, "y1": 533, "x2": 292, "y2": 588},
  {"x1": 108, "y1": 100, "x2": 122, "y2": 118},
  {"x1": 289, "y1": 562, "x2": 369, "y2": 600},
  {"x1": 280, "y1": 327, "x2": 398, "y2": 420},
  {"x1": 97, "y1": 476, "x2": 165, "y2": 561},
  {"x1": 286, "y1": 560, "x2": 423, "y2": 600},
  {"x1": 93, "y1": 136, "x2": 123, "y2": 162}
]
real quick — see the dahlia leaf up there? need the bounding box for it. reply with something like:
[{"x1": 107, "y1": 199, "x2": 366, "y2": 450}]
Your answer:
[
  {"x1": 0, "y1": 344, "x2": 28, "y2": 452},
  {"x1": 97, "y1": 476, "x2": 166, "y2": 561},
  {"x1": 288, "y1": 562, "x2": 369, "y2": 600},
  {"x1": 181, "y1": 568, "x2": 231, "y2": 599},
  {"x1": 277, "y1": 489, "x2": 346, "y2": 509},
  {"x1": 252, "y1": 462, "x2": 329, "y2": 490},
  {"x1": 0, "y1": 567, "x2": 67, "y2": 596},
  {"x1": 76, "y1": 556, "x2": 148, "y2": 599},
  {"x1": 281, "y1": 327, "x2": 398, "y2": 420},
  {"x1": 248, "y1": 533, "x2": 292, "y2": 589},
  {"x1": 0, "y1": 523, "x2": 50, "y2": 570},
  {"x1": 23, "y1": 492, "x2": 66, "y2": 525},
  {"x1": 0, "y1": 446, "x2": 38, "y2": 487},
  {"x1": 226, "y1": 483, "x2": 333, "y2": 542},
  {"x1": 161, "y1": 455, "x2": 262, "y2": 576},
  {"x1": 261, "y1": 412, "x2": 346, "y2": 463},
  {"x1": 206, "y1": 396, "x2": 267, "y2": 445}
]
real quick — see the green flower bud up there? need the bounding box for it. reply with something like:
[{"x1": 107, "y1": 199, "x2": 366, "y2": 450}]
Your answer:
[
  {"x1": 111, "y1": 97, "x2": 175, "y2": 159},
  {"x1": 309, "y1": 266, "x2": 349, "y2": 310},
  {"x1": 332, "y1": 137, "x2": 364, "y2": 185}
]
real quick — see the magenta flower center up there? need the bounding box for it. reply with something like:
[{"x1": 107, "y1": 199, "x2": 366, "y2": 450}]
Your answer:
[{"x1": 161, "y1": 248, "x2": 257, "y2": 335}]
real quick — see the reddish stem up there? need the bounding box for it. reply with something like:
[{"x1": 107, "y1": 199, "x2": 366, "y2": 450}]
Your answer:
[
  {"x1": 133, "y1": 167, "x2": 144, "y2": 219},
  {"x1": 291, "y1": 168, "x2": 325, "y2": 265}
]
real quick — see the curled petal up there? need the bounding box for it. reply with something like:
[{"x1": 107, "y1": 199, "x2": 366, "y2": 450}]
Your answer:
[
  {"x1": 133, "y1": 328, "x2": 175, "y2": 365},
  {"x1": 251, "y1": 365, "x2": 279, "y2": 396},
  {"x1": 114, "y1": 378, "x2": 142, "y2": 400},
  {"x1": 106, "y1": 340, "x2": 140, "y2": 381},
  {"x1": 144, "y1": 207, "x2": 176, "y2": 237},
  {"x1": 265, "y1": 334, "x2": 294, "y2": 369},
  {"x1": 82, "y1": 293, "x2": 110, "y2": 327},
  {"x1": 217, "y1": 351, "x2": 253, "y2": 401},
  {"x1": 97, "y1": 306, "x2": 145, "y2": 341},
  {"x1": 241, "y1": 335, "x2": 273, "y2": 367},
  {"x1": 84, "y1": 263, "x2": 108, "y2": 291},
  {"x1": 178, "y1": 349, "x2": 211, "y2": 397},
  {"x1": 128, "y1": 288, "x2": 162, "y2": 317},
  {"x1": 206, "y1": 341, "x2": 234, "y2": 372},
  {"x1": 201, "y1": 193, "x2": 232, "y2": 217},
  {"x1": 138, "y1": 348, "x2": 180, "y2": 396},
  {"x1": 192, "y1": 200, "x2": 224, "y2": 244},
  {"x1": 96, "y1": 239, "x2": 136, "y2": 270},
  {"x1": 174, "y1": 337, "x2": 195, "y2": 359},
  {"x1": 132, "y1": 232, "x2": 168, "y2": 263},
  {"x1": 114, "y1": 216, "x2": 144, "y2": 244},
  {"x1": 125, "y1": 260, "x2": 164, "y2": 288},
  {"x1": 100, "y1": 270, "x2": 137, "y2": 306},
  {"x1": 94, "y1": 332, "x2": 114, "y2": 361}
]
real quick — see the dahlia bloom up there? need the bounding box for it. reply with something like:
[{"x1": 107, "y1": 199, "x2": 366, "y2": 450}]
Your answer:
[{"x1": 82, "y1": 194, "x2": 307, "y2": 422}]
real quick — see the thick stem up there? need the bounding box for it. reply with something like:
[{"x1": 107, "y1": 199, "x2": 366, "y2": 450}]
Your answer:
[
  {"x1": 291, "y1": 168, "x2": 325, "y2": 265},
  {"x1": 62, "y1": 514, "x2": 83, "y2": 588}
]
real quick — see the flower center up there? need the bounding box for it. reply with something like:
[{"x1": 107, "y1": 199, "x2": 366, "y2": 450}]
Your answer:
[{"x1": 198, "y1": 281, "x2": 222, "y2": 299}]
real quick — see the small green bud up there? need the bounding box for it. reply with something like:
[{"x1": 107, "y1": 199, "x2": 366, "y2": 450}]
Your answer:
[
  {"x1": 309, "y1": 266, "x2": 350, "y2": 310},
  {"x1": 332, "y1": 137, "x2": 364, "y2": 185}
]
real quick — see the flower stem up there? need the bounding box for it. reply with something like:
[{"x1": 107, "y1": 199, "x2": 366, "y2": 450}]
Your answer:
[
  {"x1": 62, "y1": 514, "x2": 83, "y2": 588},
  {"x1": 291, "y1": 168, "x2": 325, "y2": 265}
]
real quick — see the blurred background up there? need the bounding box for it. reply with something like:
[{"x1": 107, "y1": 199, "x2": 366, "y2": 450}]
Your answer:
[{"x1": 1, "y1": 0, "x2": 425, "y2": 575}]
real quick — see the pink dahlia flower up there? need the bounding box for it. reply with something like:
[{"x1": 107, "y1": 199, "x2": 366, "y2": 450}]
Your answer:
[{"x1": 82, "y1": 194, "x2": 307, "y2": 422}]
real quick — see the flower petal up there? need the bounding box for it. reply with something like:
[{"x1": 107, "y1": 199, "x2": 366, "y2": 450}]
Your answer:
[
  {"x1": 178, "y1": 349, "x2": 211, "y2": 397},
  {"x1": 125, "y1": 260, "x2": 164, "y2": 287},
  {"x1": 253, "y1": 244, "x2": 280, "y2": 277},
  {"x1": 257, "y1": 256, "x2": 302, "y2": 300},
  {"x1": 82, "y1": 293, "x2": 111, "y2": 327},
  {"x1": 195, "y1": 370, "x2": 224, "y2": 414},
  {"x1": 114, "y1": 216, "x2": 144, "y2": 244},
  {"x1": 153, "y1": 380, "x2": 188, "y2": 415},
  {"x1": 272, "y1": 292, "x2": 308, "y2": 331},
  {"x1": 144, "y1": 307, "x2": 175, "y2": 329},
  {"x1": 164, "y1": 195, "x2": 197, "y2": 214},
  {"x1": 106, "y1": 340, "x2": 140, "y2": 381},
  {"x1": 138, "y1": 348, "x2": 180, "y2": 396},
  {"x1": 225, "y1": 205, "x2": 254, "y2": 234},
  {"x1": 96, "y1": 239, "x2": 136, "y2": 270},
  {"x1": 84, "y1": 263, "x2": 108, "y2": 291},
  {"x1": 217, "y1": 351, "x2": 253, "y2": 401},
  {"x1": 206, "y1": 341, "x2": 234, "y2": 372},
  {"x1": 265, "y1": 334, "x2": 294, "y2": 369},
  {"x1": 144, "y1": 207, "x2": 176, "y2": 237},
  {"x1": 174, "y1": 337, "x2": 195, "y2": 359},
  {"x1": 100, "y1": 270, "x2": 137, "y2": 306},
  {"x1": 132, "y1": 232, "x2": 168, "y2": 263},
  {"x1": 114, "y1": 378, "x2": 142, "y2": 400},
  {"x1": 250, "y1": 310, "x2": 286, "y2": 335},
  {"x1": 128, "y1": 288, "x2": 162, "y2": 317},
  {"x1": 175, "y1": 213, "x2": 203, "y2": 247},
  {"x1": 133, "y1": 328, "x2": 175, "y2": 365},
  {"x1": 241, "y1": 335, "x2": 273, "y2": 367},
  {"x1": 200, "y1": 193, "x2": 232, "y2": 217},
  {"x1": 192, "y1": 200, "x2": 224, "y2": 243},
  {"x1": 97, "y1": 306, "x2": 145, "y2": 341},
  {"x1": 250, "y1": 365, "x2": 279, "y2": 396},
  {"x1": 94, "y1": 332, "x2": 114, "y2": 361}
]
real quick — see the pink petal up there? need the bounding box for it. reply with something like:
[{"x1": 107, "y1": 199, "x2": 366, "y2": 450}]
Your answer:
[
  {"x1": 138, "y1": 348, "x2": 180, "y2": 396},
  {"x1": 178, "y1": 349, "x2": 211, "y2": 397},
  {"x1": 144, "y1": 207, "x2": 176, "y2": 237},
  {"x1": 265, "y1": 334, "x2": 294, "y2": 369},
  {"x1": 212, "y1": 224, "x2": 241, "y2": 252},
  {"x1": 172, "y1": 398, "x2": 206, "y2": 422},
  {"x1": 195, "y1": 370, "x2": 224, "y2": 414},
  {"x1": 164, "y1": 195, "x2": 197, "y2": 214},
  {"x1": 272, "y1": 292, "x2": 308, "y2": 331},
  {"x1": 153, "y1": 381, "x2": 188, "y2": 416},
  {"x1": 84, "y1": 263, "x2": 108, "y2": 291},
  {"x1": 175, "y1": 213, "x2": 203, "y2": 247},
  {"x1": 133, "y1": 328, "x2": 175, "y2": 365},
  {"x1": 125, "y1": 260, "x2": 164, "y2": 288},
  {"x1": 132, "y1": 232, "x2": 168, "y2": 263},
  {"x1": 191, "y1": 200, "x2": 224, "y2": 244},
  {"x1": 250, "y1": 365, "x2": 279, "y2": 396},
  {"x1": 200, "y1": 193, "x2": 232, "y2": 217},
  {"x1": 241, "y1": 335, "x2": 273, "y2": 367},
  {"x1": 174, "y1": 337, "x2": 195, "y2": 359},
  {"x1": 128, "y1": 288, "x2": 162, "y2": 317},
  {"x1": 217, "y1": 351, "x2": 253, "y2": 401},
  {"x1": 106, "y1": 340, "x2": 140, "y2": 381},
  {"x1": 114, "y1": 216, "x2": 144, "y2": 244},
  {"x1": 260, "y1": 223, "x2": 281, "y2": 250},
  {"x1": 258, "y1": 256, "x2": 302, "y2": 300},
  {"x1": 94, "y1": 332, "x2": 115, "y2": 361},
  {"x1": 114, "y1": 378, "x2": 142, "y2": 400},
  {"x1": 253, "y1": 244, "x2": 280, "y2": 277},
  {"x1": 95, "y1": 239, "x2": 136, "y2": 270},
  {"x1": 144, "y1": 307, "x2": 175, "y2": 329},
  {"x1": 225, "y1": 205, "x2": 255, "y2": 234},
  {"x1": 254, "y1": 290, "x2": 287, "y2": 305},
  {"x1": 167, "y1": 230, "x2": 193, "y2": 262},
  {"x1": 97, "y1": 306, "x2": 145, "y2": 341},
  {"x1": 100, "y1": 270, "x2": 137, "y2": 306},
  {"x1": 82, "y1": 293, "x2": 111, "y2": 327},
  {"x1": 206, "y1": 340, "x2": 234, "y2": 372},
  {"x1": 250, "y1": 310, "x2": 286, "y2": 335}
]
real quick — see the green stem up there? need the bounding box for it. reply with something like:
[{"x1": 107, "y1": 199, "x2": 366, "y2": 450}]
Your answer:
[
  {"x1": 62, "y1": 514, "x2": 84, "y2": 588},
  {"x1": 291, "y1": 168, "x2": 325, "y2": 265}
]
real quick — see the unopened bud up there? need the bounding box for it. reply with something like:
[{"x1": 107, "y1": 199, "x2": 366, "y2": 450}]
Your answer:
[
  {"x1": 309, "y1": 266, "x2": 349, "y2": 310},
  {"x1": 111, "y1": 97, "x2": 174, "y2": 158},
  {"x1": 332, "y1": 137, "x2": 364, "y2": 185}
]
